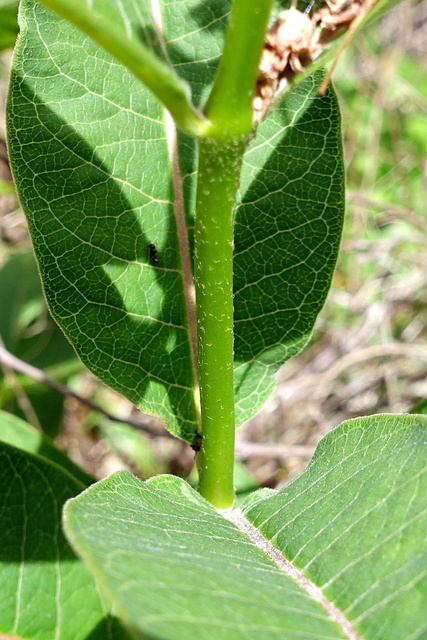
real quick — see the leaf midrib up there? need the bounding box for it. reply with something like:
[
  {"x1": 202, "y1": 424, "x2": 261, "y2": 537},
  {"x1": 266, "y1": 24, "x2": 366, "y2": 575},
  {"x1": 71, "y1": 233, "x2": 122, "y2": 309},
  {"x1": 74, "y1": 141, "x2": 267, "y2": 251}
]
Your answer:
[
  {"x1": 153, "y1": 0, "x2": 200, "y2": 432},
  {"x1": 222, "y1": 509, "x2": 362, "y2": 640}
]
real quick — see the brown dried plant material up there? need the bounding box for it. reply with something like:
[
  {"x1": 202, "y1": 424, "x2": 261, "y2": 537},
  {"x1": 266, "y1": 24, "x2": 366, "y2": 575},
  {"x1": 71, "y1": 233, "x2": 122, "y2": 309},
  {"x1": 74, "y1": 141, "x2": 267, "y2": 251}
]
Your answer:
[
  {"x1": 313, "y1": 0, "x2": 363, "y2": 32},
  {"x1": 254, "y1": 7, "x2": 321, "y2": 120},
  {"x1": 265, "y1": 7, "x2": 318, "y2": 73},
  {"x1": 254, "y1": 0, "x2": 380, "y2": 118}
]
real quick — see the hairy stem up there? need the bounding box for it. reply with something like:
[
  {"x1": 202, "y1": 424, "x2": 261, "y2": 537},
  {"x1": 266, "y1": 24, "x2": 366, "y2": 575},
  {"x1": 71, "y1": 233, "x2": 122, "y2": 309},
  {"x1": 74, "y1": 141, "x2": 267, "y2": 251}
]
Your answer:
[
  {"x1": 205, "y1": 0, "x2": 274, "y2": 137},
  {"x1": 195, "y1": 138, "x2": 246, "y2": 508},
  {"x1": 195, "y1": 1, "x2": 274, "y2": 506}
]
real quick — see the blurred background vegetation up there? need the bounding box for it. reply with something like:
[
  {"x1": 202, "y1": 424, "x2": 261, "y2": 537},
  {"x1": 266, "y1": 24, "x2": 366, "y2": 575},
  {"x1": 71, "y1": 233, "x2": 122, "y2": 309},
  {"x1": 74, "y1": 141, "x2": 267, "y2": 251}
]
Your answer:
[{"x1": 0, "y1": 0, "x2": 426, "y2": 497}]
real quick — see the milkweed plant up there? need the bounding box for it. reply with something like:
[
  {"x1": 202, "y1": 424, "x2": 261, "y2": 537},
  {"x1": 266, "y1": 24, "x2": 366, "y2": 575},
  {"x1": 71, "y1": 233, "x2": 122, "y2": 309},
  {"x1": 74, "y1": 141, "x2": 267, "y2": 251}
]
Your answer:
[{"x1": 1, "y1": 0, "x2": 426, "y2": 639}]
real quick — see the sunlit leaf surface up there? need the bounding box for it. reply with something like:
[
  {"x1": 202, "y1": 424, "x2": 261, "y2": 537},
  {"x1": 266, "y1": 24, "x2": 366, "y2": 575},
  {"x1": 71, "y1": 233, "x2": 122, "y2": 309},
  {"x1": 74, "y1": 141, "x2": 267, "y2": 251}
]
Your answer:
[
  {"x1": 64, "y1": 414, "x2": 427, "y2": 640},
  {"x1": 7, "y1": 0, "x2": 344, "y2": 438}
]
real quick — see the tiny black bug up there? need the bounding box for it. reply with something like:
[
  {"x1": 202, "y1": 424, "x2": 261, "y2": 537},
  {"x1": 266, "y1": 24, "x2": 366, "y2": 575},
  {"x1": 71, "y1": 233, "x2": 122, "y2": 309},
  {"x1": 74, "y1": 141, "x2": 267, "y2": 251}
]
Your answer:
[
  {"x1": 191, "y1": 432, "x2": 202, "y2": 453},
  {"x1": 148, "y1": 243, "x2": 160, "y2": 264}
]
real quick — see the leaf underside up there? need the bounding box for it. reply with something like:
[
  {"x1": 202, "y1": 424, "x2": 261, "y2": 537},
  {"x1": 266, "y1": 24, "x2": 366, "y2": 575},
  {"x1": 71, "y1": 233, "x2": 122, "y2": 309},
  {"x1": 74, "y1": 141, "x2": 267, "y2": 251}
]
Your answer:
[
  {"x1": 0, "y1": 435, "x2": 129, "y2": 640},
  {"x1": 7, "y1": 0, "x2": 344, "y2": 440},
  {"x1": 63, "y1": 414, "x2": 427, "y2": 640}
]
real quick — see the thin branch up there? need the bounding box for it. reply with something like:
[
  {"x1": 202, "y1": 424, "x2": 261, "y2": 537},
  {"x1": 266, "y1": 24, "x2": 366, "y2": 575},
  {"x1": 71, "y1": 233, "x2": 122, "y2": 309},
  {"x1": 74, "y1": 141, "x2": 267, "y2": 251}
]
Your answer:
[
  {"x1": 235, "y1": 441, "x2": 316, "y2": 459},
  {"x1": 0, "y1": 345, "x2": 175, "y2": 439},
  {"x1": 346, "y1": 192, "x2": 426, "y2": 232},
  {"x1": 0, "y1": 350, "x2": 42, "y2": 430}
]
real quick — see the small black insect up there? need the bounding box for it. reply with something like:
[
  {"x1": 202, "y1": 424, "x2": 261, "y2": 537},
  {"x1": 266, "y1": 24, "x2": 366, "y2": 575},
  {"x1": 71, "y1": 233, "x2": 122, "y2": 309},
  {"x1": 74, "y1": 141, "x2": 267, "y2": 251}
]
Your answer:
[
  {"x1": 191, "y1": 432, "x2": 202, "y2": 453},
  {"x1": 148, "y1": 243, "x2": 160, "y2": 264}
]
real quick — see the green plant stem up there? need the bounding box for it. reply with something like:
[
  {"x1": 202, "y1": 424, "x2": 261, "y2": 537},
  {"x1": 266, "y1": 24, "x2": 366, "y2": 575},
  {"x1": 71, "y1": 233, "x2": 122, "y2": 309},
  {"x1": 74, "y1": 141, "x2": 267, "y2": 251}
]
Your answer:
[
  {"x1": 205, "y1": 0, "x2": 274, "y2": 137},
  {"x1": 195, "y1": 1, "x2": 274, "y2": 506},
  {"x1": 37, "y1": 0, "x2": 209, "y2": 137},
  {"x1": 195, "y1": 137, "x2": 246, "y2": 508}
]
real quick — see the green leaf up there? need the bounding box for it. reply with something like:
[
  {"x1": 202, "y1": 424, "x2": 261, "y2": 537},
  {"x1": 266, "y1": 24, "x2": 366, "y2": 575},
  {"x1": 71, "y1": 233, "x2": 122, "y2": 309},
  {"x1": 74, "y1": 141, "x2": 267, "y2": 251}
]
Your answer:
[
  {"x1": 0, "y1": 409, "x2": 94, "y2": 484},
  {"x1": 0, "y1": 251, "x2": 52, "y2": 352},
  {"x1": 38, "y1": 0, "x2": 207, "y2": 136},
  {"x1": 0, "y1": 0, "x2": 18, "y2": 51},
  {"x1": 233, "y1": 75, "x2": 344, "y2": 423},
  {"x1": 0, "y1": 177, "x2": 16, "y2": 194},
  {"x1": 64, "y1": 472, "x2": 346, "y2": 640},
  {"x1": 410, "y1": 398, "x2": 427, "y2": 415},
  {"x1": 99, "y1": 419, "x2": 163, "y2": 478},
  {"x1": 7, "y1": 0, "x2": 199, "y2": 441},
  {"x1": 0, "y1": 441, "x2": 129, "y2": 640},
  {"x1": 7, "y1": 1, "x2": 344, "y2": 438},
  {"x1": 63, "y1": 413, "x2": 427, "y2": 640},
  {"x1": 241, "y1": 414, "x2": 427, "y2": 640}
]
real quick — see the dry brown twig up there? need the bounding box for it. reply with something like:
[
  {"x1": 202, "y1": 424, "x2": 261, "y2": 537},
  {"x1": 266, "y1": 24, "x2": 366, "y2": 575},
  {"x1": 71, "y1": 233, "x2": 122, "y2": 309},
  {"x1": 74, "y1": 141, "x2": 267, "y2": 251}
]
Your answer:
[{"x1": 0, "y1": 343, "x2": 174, "y2": 439}]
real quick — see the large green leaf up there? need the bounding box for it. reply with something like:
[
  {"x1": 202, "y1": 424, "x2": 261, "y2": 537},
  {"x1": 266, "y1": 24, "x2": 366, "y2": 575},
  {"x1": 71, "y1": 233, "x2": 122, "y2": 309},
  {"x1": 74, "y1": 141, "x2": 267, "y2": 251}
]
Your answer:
[
  {"x1": 233, "y1": 78, "x2": 343, "y2": 423},
  {"x1": 0, "y1": 441, "x2": 129, "y2": 640},
  {"x1": 63, "y1": 414, "x2": 427, "y2": 640},
  {"x1": 64, "y1": 475, "x2": 346, "y2": 640},
  {"x1": 241, "y1": 414, "x2": 427, "y2": 640},
  {"x1": 7, "y1": 0, "x2": 344, "y2": 439}
]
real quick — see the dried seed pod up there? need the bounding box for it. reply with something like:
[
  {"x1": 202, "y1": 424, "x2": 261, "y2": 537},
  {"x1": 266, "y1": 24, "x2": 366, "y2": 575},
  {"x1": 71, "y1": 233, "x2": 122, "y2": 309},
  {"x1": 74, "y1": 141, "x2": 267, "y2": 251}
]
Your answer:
[{"x1": 254, "y1": 7, "x2": 321, "y2": 120}]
